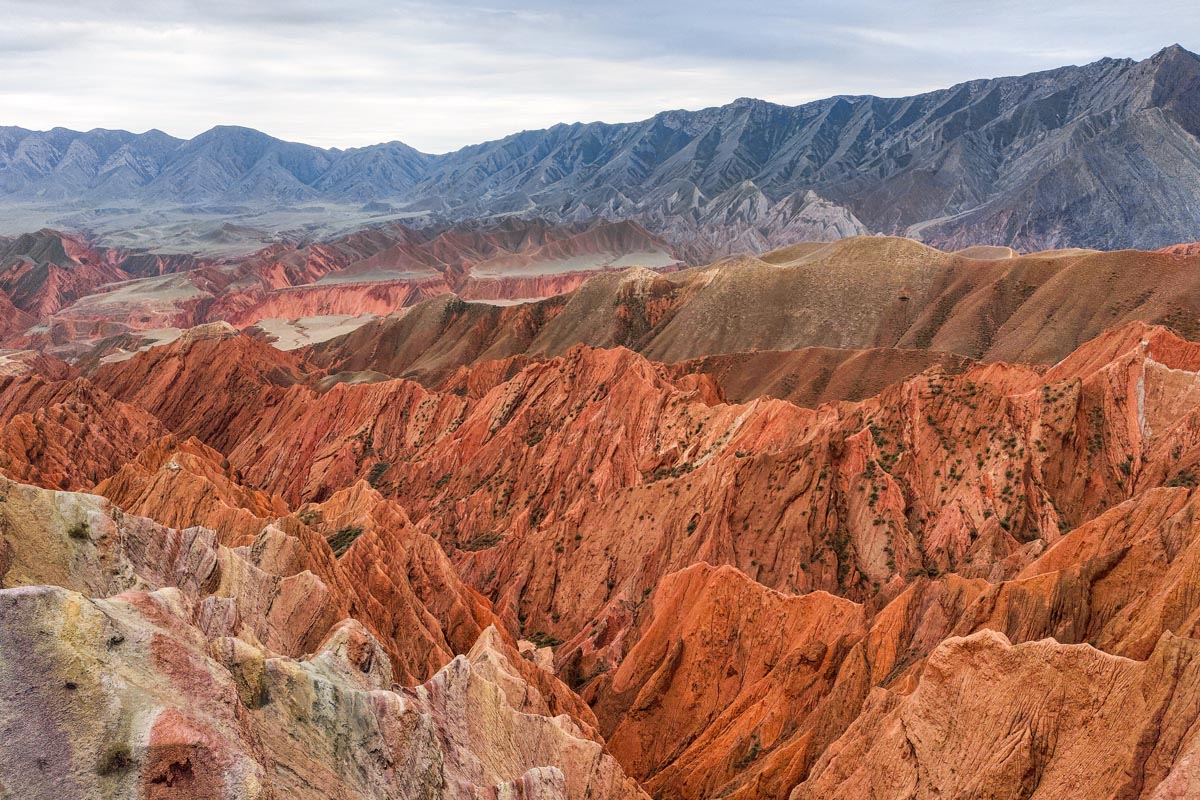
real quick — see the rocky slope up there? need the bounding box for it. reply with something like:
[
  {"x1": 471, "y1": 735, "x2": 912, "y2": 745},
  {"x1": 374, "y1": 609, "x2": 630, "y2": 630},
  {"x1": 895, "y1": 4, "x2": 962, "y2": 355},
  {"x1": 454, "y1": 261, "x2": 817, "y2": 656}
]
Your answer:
[
  {"x1": 0, "y1": 228, "x2": 199, "y2": 319},
  {"x1": 3, "y1": 46, "x2": 1199, "y2": 256},
  {"x1": 12, "y1": 223, "x2": 1200, "y2": 380},
  {"x1": 309, "y1": 236, "x2": 1200, "y2": 390},
  {"x1": 11, "y1": 234, "x2": 1200, "y2": 797},
  {"x1": 0, "y1": 476, "x2": 645, "y2": 800}
]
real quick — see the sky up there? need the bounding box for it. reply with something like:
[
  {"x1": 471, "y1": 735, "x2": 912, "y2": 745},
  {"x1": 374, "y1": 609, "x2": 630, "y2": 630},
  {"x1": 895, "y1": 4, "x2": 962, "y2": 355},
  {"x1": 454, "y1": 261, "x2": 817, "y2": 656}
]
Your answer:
[{"x1": 1, "y1": 0, "x2": 1197, "y2": 153}]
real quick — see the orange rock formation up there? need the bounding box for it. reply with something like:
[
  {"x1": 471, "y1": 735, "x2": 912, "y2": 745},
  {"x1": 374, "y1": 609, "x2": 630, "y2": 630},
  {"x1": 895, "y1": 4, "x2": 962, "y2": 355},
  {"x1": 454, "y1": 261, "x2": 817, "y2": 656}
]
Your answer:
[{"x1": 7, "y1": 236, "x2": 1200, "y2": 798}]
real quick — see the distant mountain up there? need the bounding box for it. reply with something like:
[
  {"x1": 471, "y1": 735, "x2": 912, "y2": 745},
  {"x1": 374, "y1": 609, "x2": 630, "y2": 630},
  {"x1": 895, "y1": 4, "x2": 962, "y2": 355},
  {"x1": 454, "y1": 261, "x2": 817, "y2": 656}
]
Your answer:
[{"x1": 2, "y1": 44, "x2": 1199, "y2": 254}]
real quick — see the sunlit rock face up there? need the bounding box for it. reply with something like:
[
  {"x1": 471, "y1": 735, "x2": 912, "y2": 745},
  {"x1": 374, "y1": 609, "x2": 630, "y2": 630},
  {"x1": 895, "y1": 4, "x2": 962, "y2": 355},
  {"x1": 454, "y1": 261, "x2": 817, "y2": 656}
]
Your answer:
[
  {"x1": 10, "y1": 225, "x2": 1200, "y2": 798},
  {"x1": 0, "y1": 476, "x2": 646, "y2": 800}
]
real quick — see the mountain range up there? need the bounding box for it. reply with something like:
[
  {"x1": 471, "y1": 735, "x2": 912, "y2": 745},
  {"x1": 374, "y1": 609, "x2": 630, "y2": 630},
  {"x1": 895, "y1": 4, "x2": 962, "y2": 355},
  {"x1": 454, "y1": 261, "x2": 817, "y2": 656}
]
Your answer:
[{"x1": 2, "y1": 44, "x2": 1199, "y2": 256}]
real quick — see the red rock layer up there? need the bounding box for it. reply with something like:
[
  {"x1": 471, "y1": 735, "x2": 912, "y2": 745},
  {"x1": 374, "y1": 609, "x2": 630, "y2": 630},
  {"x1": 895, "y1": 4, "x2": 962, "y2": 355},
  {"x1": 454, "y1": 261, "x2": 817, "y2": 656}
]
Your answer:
[
  {"x1": 597, "y1": 564, "x2": 866, "y2": 799},
  {"x1": 0, "y1": 228, "x2": 198, "y2": 318},
  {"x1": 0, "y1": 349, "x2": 78, "y2": 415},
  {"x1": 0, "y1": 477, "x2": 645, "y2": 800},
  {"x1": 0, "y1": 291, "x2": 33, "y2": 340},
  {"x1": 305, "y1": 293, "x2": 571, "y2": 385},
  {"x1": 795, "y1": 630, "x2": 1200, "y2": 799},
  {"x1": 211, "y1": 275, "x2": 455, "y2": 326},
  {"x1": 93, "y1": 331, "x2": 307, "y2": 452},
  {"x1": 0, "y1": 378, "x2": 166, "y2": 490},
  {"x1": 11, "y1": 302, "x2": 1200, "y2": 797},
  {"x1": 586, "y1": 474, "x2": 1200, "y2": 798},
  {"x1": 94, "y1": 434, "x2": 291, "y2": 543},
  {"x1": 666, "y1": 346, "x2": 976, "y2": 406},
  {"x1": 1158, "y1": 241, "x2": 1200, "y2": 255},
  {"x1": 14, "y1": 218, "x2": 675, "y2": 357},
  {"x1": 84, "y1": 322, "x2": 1200, "y2": 647}
]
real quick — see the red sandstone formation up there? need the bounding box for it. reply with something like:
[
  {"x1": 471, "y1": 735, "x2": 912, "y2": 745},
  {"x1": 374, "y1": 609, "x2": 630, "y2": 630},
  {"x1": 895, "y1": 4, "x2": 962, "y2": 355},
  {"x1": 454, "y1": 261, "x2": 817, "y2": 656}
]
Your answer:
[
  {"x1": 9, "y1": 235, "x2": 1200, "y2": 798},
  {"x1": 794, "y1": 630, "x2": 1200, "y2": 799},
  {"x1": 0, "y1": 292, "x2": 33, "y2": 340},
  {"x1": 0, "y1": 477, "x2": 644, "y2": 799},
  {"x1": 74, "y1": 321, "x2": 1200, "y2": 635},
  {"x1": 1157, "y1": 241, "x2": 1200, "y2": 255},
  {"x1": 7, "y1": 219, "x2": 677, "y2": 358},
  {"x1": 94, "y1": 434, "x2": 291, "y2": 543},
  {"x1": 597, "y1": 564, "x2": 866, "y2": 799},
  {"x1": 93, "y1": 329, "x2": 307, "y2": 452},
  {"x1": 0, "y1": 378, "x2": 165, "y2": 490},
  {"x1": 666, "y1": 346, "x2": 976, "y2": 406},
  {"x1": 0, "y1": 229, "x2": 198, "y2": 319},
  {"x1": 0, "y1": 349, "x2": 78, "y2": 415}
]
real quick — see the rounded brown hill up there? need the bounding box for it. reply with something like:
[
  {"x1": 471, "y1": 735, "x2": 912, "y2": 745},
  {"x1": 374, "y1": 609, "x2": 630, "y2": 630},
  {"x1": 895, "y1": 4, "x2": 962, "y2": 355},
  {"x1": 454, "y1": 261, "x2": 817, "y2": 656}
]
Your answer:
[{"x1": 310, "y1": 237, "x2": 1200, "y2": 390}]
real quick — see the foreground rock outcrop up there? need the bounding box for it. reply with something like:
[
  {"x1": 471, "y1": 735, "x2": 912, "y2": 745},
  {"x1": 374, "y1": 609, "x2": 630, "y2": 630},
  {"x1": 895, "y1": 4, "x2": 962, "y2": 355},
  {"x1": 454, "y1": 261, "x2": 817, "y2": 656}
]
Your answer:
[
  {"x1": 0, "y1": 584, "x2": 645, "y2": 800},
  {"x1": 0, "y1": 476, "x2": 645, "y2": 799},
  {"x1": 795, "y1": 630, "x2": 1200, "y2": 799}
]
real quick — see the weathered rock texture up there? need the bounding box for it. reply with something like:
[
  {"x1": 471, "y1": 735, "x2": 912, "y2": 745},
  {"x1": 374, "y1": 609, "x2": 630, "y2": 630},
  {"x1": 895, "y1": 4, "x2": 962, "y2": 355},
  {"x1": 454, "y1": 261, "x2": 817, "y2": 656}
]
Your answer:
[
  {"x1": 9, "y1": 236, "x2": 1200, "y2": 798},
  {"x1": 0, "y1": 477, "x2": 645, "y2": 800}
]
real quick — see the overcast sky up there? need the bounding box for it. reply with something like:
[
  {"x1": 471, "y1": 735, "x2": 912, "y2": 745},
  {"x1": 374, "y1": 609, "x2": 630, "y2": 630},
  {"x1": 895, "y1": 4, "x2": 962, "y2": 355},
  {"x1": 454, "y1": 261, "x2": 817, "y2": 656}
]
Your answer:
[{"x1": 1, "y1": 0, "x2": 1196, "y2": 153}]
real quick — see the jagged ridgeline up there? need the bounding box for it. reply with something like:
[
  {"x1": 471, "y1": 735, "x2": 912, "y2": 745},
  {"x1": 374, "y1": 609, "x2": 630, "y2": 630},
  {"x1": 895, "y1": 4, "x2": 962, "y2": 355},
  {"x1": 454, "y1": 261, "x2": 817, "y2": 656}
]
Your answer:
[{"x1": 2, "y1": 45, "x2": 1199, "y2": 257}]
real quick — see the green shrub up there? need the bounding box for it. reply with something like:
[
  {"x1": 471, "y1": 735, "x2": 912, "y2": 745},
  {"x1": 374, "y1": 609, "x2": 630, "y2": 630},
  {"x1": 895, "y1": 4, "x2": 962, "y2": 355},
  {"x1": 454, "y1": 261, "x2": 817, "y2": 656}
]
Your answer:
[
  {"x1": 329, "y1": 526, "x2": 364, "y2": 557},
  {"x1": 461, "y1": 532, "x2": 504, "y2": 552},
  {"x1": 366, "y1": 461, "x2": 390, "y2": 487},
  {"x1": 527, "y1": 631, "x2": 563, "y2": 648},
  {"x1": 96, "y1": 744, "x2": 132, "y2": 776},
  {"x1": 733, "y1": 736, "x2": 761, "y2": 769},
  {"x1": 1167, "y1": 470, "x2": 1198, "y2": 489}
]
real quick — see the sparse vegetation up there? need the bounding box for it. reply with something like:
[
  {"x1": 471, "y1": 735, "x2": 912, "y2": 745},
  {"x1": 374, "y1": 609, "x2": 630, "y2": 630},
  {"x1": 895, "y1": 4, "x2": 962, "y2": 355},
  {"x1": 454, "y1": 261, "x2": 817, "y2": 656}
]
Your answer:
[
  {"x1": 733, "y1": 736, "x2": 761, "y2": 769},
  {"x1": 366, "y1": 461, "x2": 390, "y2": 487},
  {"x1": 1087, "y1": 406, "x2": 1106, "y2": 454},
  {"x1": 1167, "y1": 470, "x2": 1198, "y2": 489},
  {"x1": 96, "y1": 744, "x2": 133, "y2": 776},
  {"x1": 329, "y1": 525, "x2": 364, "y2": 556},
  {"x1": 461, "y1": 532, "x2": 504, "y2": 551},
  {"x1": 527, "y1": 631, "x2": 563, "y2": 648}
]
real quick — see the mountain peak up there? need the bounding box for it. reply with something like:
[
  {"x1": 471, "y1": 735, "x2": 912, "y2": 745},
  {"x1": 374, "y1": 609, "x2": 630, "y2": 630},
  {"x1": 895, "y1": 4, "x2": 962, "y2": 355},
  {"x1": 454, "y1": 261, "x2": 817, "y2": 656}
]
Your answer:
[
  {"x1": 3, "y1": 46, "x2": 1200, "y2": 254},
  {"x1": 1153, "y1": 43, "x2": 1199, "y2": 61},
  {"x1": 1144, "y1": 43, "x2": 1200, "y2": 74},
  {"x1": 196, "y1": 124, "x2": 273, "y2": 139}
]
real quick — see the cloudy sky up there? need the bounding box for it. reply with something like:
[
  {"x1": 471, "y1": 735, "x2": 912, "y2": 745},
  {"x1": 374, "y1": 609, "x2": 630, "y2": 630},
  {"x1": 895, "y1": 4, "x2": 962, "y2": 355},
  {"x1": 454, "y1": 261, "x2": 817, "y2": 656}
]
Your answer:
[{"x1": 1, "y1": 0, "x2": 1196, "y2": 153}]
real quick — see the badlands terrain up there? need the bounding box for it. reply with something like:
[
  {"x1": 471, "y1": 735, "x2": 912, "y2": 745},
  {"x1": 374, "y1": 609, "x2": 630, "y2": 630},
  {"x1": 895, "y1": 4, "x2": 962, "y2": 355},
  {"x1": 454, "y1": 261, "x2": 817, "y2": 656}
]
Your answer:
[{"x1": 6, "y1": 223, "x2": 1200, "y2": 798}]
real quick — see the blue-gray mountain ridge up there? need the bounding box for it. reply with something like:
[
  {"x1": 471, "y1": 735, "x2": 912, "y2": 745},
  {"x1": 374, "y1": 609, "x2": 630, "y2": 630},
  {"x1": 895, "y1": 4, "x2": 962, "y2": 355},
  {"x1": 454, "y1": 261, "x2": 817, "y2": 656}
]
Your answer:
[{"x1": 2, "y1": 45, "x2": 1198, "y2": 256}]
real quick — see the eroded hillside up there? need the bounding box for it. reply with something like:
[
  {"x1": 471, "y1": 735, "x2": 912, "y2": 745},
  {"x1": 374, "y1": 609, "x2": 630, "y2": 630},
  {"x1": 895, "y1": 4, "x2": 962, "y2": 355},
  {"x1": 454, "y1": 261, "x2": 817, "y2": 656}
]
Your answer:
[{"x1": 6, "y1": 236, "x2": 1200, "y2": 798}]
